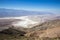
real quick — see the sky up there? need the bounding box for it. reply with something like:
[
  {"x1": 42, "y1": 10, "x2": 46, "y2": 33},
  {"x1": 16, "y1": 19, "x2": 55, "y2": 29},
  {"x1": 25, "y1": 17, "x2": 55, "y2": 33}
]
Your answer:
[{"x1": 0, "y1": 0, "x2": 60, "y2": 11}]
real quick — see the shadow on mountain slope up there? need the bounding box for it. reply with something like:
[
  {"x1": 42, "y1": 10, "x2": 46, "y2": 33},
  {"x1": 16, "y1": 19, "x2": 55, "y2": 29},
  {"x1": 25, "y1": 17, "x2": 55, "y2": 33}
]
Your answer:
[{"x1": 0, "y1": 19, "x2": 60, "y2": 40}]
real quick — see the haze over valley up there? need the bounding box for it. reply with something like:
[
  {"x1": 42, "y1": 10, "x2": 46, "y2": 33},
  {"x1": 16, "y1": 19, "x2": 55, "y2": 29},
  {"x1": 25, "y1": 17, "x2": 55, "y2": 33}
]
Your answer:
[{"x1": 0, "y1": 0, "x2": 60, "y2": 40}]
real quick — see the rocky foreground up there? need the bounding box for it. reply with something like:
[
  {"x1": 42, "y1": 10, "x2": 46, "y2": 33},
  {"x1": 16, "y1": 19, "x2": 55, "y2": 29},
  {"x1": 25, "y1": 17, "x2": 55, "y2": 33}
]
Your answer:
[{"x1": 0, "y1": 18, "x2": 60, "y2": 40}]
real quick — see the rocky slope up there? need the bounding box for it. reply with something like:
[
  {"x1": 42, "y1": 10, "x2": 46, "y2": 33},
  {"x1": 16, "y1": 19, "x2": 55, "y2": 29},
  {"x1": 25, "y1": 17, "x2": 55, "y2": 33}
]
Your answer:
[
  {"x1": 25, "y1": 19, "x2": 60, "y2": 38},
  {"x1": 0, "y1": 16, "x2": 60, "y2": 40}
]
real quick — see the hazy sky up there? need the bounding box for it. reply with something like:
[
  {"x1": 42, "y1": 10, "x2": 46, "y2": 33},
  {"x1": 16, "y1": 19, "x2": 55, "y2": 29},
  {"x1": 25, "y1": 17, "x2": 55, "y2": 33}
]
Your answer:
[{"x1": 0, "y1": 0, "x2": 60, "y2": 11}]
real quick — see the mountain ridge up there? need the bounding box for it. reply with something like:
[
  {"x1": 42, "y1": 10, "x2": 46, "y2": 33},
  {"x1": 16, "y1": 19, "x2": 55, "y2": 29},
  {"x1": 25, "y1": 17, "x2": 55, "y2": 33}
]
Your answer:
[{"x1": 0, "y1": 8, "x2": 55, "y2": 17}]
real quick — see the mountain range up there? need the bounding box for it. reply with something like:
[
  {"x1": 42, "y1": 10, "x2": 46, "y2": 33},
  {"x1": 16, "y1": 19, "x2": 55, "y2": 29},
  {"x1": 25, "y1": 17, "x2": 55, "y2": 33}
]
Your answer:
[
  {"x1": 0, "y1": 8, "x2": 60, "y2": 40},
  {"x1": 0, "y1": 8, "x2": 55, "y2": 17}
]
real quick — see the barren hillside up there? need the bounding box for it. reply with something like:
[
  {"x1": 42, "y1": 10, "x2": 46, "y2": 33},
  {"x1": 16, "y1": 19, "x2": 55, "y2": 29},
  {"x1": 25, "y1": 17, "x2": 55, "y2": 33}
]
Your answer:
[{"x1": 25, "y1": 19, "x2": 60, "y2": 38}]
